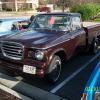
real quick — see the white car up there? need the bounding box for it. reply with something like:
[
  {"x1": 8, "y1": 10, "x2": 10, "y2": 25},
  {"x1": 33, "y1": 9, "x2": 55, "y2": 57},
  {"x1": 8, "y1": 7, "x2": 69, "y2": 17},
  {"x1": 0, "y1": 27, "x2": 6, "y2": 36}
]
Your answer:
[{"x1": 0, "y1": 18, "x2": 28, "y2": 37}]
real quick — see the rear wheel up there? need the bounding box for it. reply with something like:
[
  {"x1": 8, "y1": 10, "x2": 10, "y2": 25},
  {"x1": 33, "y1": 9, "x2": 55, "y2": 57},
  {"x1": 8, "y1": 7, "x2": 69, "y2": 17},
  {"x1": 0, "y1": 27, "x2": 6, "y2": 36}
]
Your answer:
[
  {"x1": 90, "y1": 38, "x2": 98, "y2": 54},
  {"x1": 46, "y1": 55, "x2": 61, "y2": 83}
]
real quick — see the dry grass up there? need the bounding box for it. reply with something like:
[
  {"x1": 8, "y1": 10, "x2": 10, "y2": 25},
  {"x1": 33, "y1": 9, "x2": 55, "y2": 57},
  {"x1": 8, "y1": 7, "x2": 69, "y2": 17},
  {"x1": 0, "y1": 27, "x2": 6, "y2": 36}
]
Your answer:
[{"x1": 0, "y1": 89, "x2": 21, "y2": 100}]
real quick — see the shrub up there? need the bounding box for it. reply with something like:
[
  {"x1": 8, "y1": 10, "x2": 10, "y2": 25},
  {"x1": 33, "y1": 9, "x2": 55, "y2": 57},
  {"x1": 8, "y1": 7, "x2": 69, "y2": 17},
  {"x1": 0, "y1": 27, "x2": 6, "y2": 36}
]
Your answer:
[{"x1": 70, "y1": 3, "x2": 100, "y2": 21}]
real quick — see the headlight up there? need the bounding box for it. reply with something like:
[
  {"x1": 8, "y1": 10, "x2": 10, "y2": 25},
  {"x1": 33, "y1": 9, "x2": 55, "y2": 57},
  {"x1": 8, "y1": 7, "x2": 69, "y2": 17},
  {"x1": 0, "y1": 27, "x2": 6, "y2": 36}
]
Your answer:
[{"x1": 35, "y1": 50, "x2": 44, "y2": 60}]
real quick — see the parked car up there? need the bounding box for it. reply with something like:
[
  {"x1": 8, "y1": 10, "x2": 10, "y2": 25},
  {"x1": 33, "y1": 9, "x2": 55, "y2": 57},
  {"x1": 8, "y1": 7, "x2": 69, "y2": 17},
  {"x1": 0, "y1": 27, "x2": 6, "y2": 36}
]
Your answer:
[
  {"x1": 81, "y1": 62, "x2": 100, "y2": 100},
  {"x1": 0, "y1": 18, "x2": 28, "y2": 37},
  {"x1": 36, "y1": 7, "x2": 51, "y2": 12},
  {"x1": 0, "y1": 13, "x2": 100, "y2": 83}
]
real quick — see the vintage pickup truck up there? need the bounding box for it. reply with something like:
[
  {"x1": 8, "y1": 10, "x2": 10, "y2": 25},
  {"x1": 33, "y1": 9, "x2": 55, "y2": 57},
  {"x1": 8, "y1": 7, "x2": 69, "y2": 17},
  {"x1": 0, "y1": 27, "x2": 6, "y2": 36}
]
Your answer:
[{"x1": 0, "y1": 13, "x2": 100, "y2": 82}]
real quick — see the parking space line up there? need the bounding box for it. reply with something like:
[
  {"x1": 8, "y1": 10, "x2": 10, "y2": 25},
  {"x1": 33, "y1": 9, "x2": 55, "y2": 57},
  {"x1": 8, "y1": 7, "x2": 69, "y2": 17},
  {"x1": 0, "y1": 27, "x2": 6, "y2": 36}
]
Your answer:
[{"x1": 50, "y1": 52, "x2": 100, "y2": 93}]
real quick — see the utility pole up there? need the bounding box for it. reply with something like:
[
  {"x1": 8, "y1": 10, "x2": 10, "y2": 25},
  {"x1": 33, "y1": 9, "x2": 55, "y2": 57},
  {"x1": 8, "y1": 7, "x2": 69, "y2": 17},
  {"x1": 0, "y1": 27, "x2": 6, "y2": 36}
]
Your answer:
[
  {"x1": 0, "y1": 1, "x2": 2, "y2": 11},
  {"x1": 62, "y1": 0, "x2": 65, "y2": 12},
  {"x1": 15, "y1": 0, "x2": 18, "y2": 11}
]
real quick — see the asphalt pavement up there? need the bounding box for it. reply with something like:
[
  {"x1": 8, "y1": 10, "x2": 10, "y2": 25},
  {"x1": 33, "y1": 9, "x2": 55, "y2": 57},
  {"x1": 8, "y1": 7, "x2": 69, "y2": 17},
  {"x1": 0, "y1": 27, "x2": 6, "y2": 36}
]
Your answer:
[{"x1": 0, "y1": 50, "x2": 100, "y2": 100}]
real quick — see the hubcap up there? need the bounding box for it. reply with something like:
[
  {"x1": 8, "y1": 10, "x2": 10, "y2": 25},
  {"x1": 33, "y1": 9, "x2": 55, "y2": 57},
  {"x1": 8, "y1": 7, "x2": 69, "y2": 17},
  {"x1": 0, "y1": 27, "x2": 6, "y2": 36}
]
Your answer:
[
  {"x1": 50, "y1": 60, "x2": 61, "y2": 82},
  {"x1": 94, "y1": 41, "x2": 98, "y2": 53}
]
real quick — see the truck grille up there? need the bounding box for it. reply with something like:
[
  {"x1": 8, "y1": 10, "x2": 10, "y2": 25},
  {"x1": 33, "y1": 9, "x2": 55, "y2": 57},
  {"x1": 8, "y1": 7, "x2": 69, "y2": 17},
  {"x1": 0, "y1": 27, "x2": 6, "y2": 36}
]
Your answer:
[{"x1": 1, "y1": 41, "x2": 24, "y2": 60}]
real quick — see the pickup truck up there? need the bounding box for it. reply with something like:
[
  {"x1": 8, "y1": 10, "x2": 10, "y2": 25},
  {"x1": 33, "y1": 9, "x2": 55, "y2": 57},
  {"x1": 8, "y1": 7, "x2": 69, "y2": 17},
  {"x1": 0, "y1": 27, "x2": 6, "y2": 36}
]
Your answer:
[{"x1": 0, "y1": 13, "x2": 100, "y2": 83}]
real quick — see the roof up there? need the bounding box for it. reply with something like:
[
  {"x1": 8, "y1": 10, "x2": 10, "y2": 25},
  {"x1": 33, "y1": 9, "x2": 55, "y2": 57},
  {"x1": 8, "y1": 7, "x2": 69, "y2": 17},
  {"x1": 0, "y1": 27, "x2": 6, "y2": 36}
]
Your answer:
[{"x1": 38, "y1": 12, "x2": 81, "y2": 17}]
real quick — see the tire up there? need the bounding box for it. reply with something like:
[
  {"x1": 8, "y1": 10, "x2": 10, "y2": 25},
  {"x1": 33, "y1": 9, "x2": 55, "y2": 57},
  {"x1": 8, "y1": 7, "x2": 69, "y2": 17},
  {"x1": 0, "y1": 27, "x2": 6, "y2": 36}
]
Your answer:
[
  {"x1": 46, "y1": 55, "x2": 61, "y2": 83},
  {"x1": 97, "y1": 35, "x2": 100, "y2": 45},
  {"x1": 90, "y1": 38, "x2": 98, "y2": 54}
]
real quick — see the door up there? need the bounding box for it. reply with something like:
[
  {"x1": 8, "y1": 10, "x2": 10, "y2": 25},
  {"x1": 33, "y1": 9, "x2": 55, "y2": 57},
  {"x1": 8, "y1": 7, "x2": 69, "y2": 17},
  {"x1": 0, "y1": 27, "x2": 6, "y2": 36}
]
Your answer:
[{"x1": 65, "y1": 16, "x2": 86, "y2": 57}]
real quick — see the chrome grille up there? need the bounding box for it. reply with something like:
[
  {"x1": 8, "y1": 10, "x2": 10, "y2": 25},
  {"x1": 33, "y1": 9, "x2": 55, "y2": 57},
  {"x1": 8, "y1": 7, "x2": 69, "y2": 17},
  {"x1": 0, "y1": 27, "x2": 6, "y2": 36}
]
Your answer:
[{"x1": 1, "y1": 41, "x2": 24, "y2": 60}]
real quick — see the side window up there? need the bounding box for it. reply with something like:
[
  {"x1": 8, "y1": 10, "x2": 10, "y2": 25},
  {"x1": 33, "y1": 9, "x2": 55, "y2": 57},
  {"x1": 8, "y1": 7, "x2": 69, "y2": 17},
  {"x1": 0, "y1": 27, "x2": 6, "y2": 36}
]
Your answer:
[{"x1": 71, "y1": 17, "x2": 82, "y2": 31}]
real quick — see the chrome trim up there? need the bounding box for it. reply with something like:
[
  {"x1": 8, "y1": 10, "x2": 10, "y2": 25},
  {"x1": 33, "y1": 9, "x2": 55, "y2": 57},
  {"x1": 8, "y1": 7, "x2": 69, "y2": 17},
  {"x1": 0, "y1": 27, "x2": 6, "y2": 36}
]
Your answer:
[
  {"x1": 1, "y1": 41, "x2": 24, "y2": 60},
  {"x1": 2, "y1": 44, "x2": 21, "y2": 49},
  {"x1": 2, "y1": 50, "x2": 22, "y2": 55},
  {"x1": 2, "y1": 47, "x2": 22, "y2": 53}
]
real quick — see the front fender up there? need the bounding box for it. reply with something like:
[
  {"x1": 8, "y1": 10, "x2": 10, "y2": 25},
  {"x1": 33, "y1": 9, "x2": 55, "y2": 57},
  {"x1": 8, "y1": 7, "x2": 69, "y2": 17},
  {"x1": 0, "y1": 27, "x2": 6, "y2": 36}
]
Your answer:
[{"x1": 47, "y1": 48, "x2": 66, "y2": 66}]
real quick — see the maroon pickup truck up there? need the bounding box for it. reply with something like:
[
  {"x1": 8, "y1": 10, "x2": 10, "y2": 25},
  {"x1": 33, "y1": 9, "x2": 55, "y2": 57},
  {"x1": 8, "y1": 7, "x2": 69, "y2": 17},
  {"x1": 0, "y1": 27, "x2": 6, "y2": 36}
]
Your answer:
[{"x1": 0, "y1": 13, "x2": 100, "y2": 83}]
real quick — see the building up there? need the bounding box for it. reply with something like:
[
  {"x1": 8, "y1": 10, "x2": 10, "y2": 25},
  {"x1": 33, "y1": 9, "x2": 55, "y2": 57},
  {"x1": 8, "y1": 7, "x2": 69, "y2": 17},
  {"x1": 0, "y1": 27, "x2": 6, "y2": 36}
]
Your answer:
[{"x1": 0, "y1": 0, "x2": 39, "y2": 11}]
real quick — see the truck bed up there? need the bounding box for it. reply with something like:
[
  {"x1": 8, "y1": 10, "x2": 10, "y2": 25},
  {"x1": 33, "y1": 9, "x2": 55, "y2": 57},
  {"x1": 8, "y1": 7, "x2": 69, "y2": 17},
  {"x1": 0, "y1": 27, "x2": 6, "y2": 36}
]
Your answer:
[
  {"x1": 83, "y1": 22, "x2": 100, "y2": 27},
  {"x1": 83, "y1": 22, "x2": 100, "y2": 44}
]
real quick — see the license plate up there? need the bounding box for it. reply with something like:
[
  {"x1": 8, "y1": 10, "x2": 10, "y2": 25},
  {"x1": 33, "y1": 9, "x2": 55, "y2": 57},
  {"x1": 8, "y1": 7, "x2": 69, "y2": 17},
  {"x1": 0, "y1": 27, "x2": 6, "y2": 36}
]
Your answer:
[{"x1": 23, "y1": 65, "x2": 36, "y2": 74}]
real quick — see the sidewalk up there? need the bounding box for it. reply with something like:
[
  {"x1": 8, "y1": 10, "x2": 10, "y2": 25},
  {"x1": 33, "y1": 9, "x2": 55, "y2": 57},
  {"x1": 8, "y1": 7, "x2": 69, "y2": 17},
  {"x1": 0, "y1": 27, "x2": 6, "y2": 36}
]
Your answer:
[
  {"x1": 0, "y1": 11, "x2": 36, "y2": 19},
  {"x1": 0, "y1": 10, "x2": 63, "y2": 19}
]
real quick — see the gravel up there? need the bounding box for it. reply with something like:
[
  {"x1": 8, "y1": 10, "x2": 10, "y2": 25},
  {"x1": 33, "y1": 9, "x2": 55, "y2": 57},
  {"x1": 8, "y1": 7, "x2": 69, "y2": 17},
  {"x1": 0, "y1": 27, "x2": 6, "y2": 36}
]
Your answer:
[{"x1": 0, "y1": 89, "x2": 21, "y2": 100}]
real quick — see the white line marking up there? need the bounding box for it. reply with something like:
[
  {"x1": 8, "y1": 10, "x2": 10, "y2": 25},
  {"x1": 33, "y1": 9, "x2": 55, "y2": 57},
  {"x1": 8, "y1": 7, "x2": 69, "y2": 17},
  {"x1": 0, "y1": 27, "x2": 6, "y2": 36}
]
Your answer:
[{"x1": 50, "y1": 52, "x2": 100, "y2": 93}]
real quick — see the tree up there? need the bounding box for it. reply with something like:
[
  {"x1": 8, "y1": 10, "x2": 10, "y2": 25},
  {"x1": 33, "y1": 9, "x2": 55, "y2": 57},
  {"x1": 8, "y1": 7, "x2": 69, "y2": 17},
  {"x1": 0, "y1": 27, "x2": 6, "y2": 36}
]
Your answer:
[
  {"x1": 56, "y1": 0, "x2": 70, "y2": 12},
  {"x1": 39, "y1": 0, "x2": 46, "y2": 5}
]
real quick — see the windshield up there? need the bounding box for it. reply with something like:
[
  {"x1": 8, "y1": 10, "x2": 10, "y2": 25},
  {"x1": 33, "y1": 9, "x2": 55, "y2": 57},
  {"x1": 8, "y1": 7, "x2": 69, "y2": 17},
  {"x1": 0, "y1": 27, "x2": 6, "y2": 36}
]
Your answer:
[{"x1": 30, "y1": 14, "x2": 70, "y2": 31}]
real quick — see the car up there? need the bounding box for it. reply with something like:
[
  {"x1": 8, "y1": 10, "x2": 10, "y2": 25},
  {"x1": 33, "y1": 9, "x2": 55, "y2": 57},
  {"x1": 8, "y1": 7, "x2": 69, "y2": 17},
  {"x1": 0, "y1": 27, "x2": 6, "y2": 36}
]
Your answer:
[
  {"x1": 81, "y1": 62, "x2": 100, "y2": 100},
  {"x1": 36, "y1": 7, "x2": 51, "y2": 12},
  {"x1": 0, "y1": 18, "x2": 28, "y2": 37},
  {"x1": 0, "y1": 13, "x2": 100, "y2": 83}
]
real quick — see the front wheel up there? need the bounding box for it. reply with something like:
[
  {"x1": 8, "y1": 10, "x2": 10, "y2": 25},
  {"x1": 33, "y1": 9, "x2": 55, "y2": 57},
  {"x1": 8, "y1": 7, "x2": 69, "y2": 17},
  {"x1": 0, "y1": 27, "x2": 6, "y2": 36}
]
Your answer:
[{"x1": 46, "y1": 55, "x2": 61, "y2": 83}]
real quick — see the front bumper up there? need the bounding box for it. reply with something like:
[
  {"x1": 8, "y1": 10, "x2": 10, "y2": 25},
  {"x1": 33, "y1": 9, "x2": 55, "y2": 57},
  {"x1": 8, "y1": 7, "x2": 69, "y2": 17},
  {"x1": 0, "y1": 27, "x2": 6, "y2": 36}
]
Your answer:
[{"x1": 0, "y1": 59, "x2": 47, "y2": 77}]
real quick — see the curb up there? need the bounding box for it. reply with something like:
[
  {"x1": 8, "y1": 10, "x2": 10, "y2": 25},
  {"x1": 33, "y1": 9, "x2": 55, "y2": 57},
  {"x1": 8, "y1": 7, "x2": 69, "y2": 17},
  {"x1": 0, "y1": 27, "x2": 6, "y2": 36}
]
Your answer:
[
  {"x1": 0, "y1": 84, "x2": 33, "y2": 100},
  {"x1": 0, "y1": 72, "x2": 66, "y2": 100}
]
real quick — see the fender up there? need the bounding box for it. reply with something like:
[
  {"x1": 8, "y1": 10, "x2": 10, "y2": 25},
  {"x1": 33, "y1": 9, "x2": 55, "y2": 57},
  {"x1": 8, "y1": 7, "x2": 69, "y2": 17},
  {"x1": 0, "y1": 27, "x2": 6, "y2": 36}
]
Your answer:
[{"x1": 47, "y1": 48, "x2": 67, "y2": 66}]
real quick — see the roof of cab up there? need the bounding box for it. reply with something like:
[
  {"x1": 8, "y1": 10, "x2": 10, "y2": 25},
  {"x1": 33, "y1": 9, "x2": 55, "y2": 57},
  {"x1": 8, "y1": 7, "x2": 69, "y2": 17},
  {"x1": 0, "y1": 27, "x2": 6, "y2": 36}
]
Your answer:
[{"x1": 38, "y1": 12, "x2": 81, "y2": 17}]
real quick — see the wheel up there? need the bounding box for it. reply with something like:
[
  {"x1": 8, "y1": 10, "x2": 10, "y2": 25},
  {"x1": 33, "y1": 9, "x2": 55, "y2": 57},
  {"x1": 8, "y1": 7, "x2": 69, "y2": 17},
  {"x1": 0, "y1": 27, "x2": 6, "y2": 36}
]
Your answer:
[
  {"x1": 97, "y1": 35, "x2": 100, "y2": 45},
  {"x1": 46, "y1": 55, "x2": 61, "y2": 83},
  {"x1": 90, "y1": 38, "x2": 98, "y2": 54}
]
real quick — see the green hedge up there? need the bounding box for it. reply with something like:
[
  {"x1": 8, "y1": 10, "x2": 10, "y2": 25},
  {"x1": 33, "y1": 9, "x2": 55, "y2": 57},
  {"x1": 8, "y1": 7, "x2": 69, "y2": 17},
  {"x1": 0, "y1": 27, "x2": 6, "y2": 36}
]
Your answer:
[{"x1": 70, "y1": 3, "x2": 100, "y2": 20}]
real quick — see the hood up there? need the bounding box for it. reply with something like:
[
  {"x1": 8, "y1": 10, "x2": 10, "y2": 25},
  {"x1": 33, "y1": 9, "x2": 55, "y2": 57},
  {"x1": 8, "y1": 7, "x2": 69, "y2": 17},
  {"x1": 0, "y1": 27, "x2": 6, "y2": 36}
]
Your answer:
[
  {"x1": 0, "y1": 29, "x2": 20, "y2": 37},
  {"x1": 2, "y1": 29, "x2": 67, "y2": 49}
]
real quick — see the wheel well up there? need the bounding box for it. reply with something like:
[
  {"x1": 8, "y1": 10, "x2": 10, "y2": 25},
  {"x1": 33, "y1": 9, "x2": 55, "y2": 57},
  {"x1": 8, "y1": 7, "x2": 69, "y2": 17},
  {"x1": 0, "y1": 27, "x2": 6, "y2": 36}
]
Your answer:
[
  {"x1": 97, "y1": 35, "x2": 100, "y2": 43},
  {"x1": 55, "y1": 50, "x2": 67, "y2": 63}
]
